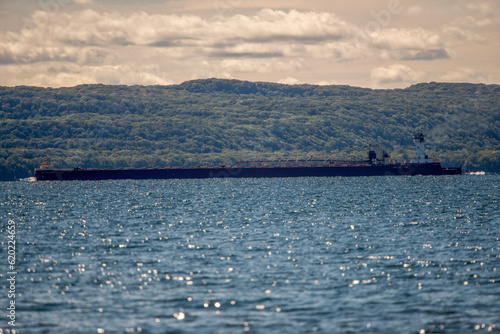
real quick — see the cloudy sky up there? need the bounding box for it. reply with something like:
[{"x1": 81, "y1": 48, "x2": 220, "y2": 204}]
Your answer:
[{"x1": 0, "y1": 0, "x2": 498, "y2": 88}]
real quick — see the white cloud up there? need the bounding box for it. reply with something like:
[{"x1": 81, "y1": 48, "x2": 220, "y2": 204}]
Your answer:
[
  {"x1": 278, "y1": 77, "x2": 302, "y2": 85},
  {"x1": 220, "y1": 58, "x2": 305, "y2": 74},
  {"x1": 370, "y1": 28, "x2": 442, "y2": 50},
  {"x1": 0, "y1": 9, "x2": 368, "y2": 86},
  {"x1": 441, "y1": 25, "x2": 486, "y2": 44},
  {"x1": 439, "y1": 2, "x2": 499, "y2": 45},
  {"x1": 370, "y1": 63, "x2": 425, "y2": 86},
  {"x1": 0, "y1": 63, "x2": 173, "y2": 87},
  {"x1": 466, "y1": 2, "x2": 493, "y2": 15},
  {"x1": 0, "y1": 4, "x2": 497, "y2": 88},
  {"x1": 440, "y1": 68, "x2": 489, "y2": 83},
  {"x1": 9, "y1": 8, "x2": 446, "y2": 55},
  {"x1": 315, "y1": 79, "x2": 340, "y2": 86}
]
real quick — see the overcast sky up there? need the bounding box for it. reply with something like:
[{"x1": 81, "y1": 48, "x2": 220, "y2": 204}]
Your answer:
[{"x1": 0, "y1": 0, "x2": 498, "y2": 88}]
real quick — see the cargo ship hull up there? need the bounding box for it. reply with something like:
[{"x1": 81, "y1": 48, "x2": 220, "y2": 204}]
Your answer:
[
  {"x1": 35, "y1": 163, "x2": 461, "y2": 181},
  {"x1": 34, "y1": 133, "x2": 462, "y2": 181}
]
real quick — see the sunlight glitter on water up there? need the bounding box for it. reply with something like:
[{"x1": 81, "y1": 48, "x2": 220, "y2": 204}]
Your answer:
[{"x1": 1, "y1": 176, "x2": 499, "y2": 333}]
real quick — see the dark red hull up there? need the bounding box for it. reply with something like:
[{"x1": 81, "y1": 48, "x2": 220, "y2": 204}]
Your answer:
[{"x1": 35, "y1": 163, "x2": 461, "y2": 181}]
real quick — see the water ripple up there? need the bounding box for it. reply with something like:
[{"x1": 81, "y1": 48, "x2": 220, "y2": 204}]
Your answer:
[{"x1": 0, "y1": 175, "x2": 498, "y2": 333}]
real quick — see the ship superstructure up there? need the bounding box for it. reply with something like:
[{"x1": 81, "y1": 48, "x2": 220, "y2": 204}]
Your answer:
[{"x1": 411, "y1": 132, "x2": 434, "y2": 164}]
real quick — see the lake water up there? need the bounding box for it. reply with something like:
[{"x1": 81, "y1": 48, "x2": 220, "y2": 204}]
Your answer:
[{"x1": 1, "y1": 175, "x2": 499, "y2": 333}]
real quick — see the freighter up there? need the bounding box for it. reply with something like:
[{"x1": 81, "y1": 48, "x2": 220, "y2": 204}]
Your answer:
[{"x1": 34, "y1": 132, "x2": 461, "y2": 181}]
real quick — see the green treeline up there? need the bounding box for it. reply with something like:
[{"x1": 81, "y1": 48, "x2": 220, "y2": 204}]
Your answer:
[{"x1": 1, "y1": 79, "x2": 499, "y2": 181}]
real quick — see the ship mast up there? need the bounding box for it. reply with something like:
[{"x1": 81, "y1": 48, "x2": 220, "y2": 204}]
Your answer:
[{"x1": 410, "y1": 132, "x2": 433, "y2": 164}]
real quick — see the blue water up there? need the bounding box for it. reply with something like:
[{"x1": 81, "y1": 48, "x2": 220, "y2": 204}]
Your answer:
[{"x1": 1, "y1": 175, "x2": 499, "y2": 333}]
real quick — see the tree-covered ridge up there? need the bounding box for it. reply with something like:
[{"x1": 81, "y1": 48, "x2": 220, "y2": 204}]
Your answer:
[{"x1": 0, "y1": 79, "x2": 499, "y2": 180}]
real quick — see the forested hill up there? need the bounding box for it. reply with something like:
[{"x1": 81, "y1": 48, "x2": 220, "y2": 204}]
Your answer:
[{"x1": 1, "y1": 79, "x2": 499, "y2": 180}]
